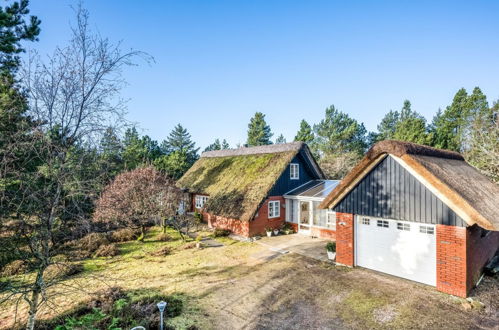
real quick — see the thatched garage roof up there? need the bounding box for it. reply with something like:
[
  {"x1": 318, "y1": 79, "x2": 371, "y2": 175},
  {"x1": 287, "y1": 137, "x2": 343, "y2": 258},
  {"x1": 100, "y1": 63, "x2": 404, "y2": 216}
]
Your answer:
[
  {"x1": 320, "y1": 140, "x2": 499, "y2": 231},
  {"x1": 178, "y1": 142, "x2": 321, "y2": 221}
]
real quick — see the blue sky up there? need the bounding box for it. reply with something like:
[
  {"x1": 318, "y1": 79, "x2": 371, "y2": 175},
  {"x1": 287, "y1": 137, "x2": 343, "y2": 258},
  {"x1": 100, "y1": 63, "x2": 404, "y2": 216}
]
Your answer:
[{"x1": 28, "y1": 1, "x2": 499, "y2": 150}]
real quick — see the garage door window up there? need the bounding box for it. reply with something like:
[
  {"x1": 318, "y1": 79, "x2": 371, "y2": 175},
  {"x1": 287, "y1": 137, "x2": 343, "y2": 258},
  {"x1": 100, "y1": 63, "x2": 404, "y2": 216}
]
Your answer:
[
  {"x1": 377, "y1": 220, "x2": 389, "y2": 228},
  {"x1": 397, "y1": 222, "x2": 410, "y2": 231},
  {"x1": 419, "y1": 225, "x2": 434, "y2": 234},
  {"x1": 362, "y1": 218, "x2": 370, "y2": 225}
]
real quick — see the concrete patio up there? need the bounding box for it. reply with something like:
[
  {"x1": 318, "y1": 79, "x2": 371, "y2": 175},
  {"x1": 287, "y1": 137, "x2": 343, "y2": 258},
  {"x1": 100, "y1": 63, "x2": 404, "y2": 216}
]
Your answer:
[{"x1": 255, "y1": 233, "x2": 331, "y2": 262}]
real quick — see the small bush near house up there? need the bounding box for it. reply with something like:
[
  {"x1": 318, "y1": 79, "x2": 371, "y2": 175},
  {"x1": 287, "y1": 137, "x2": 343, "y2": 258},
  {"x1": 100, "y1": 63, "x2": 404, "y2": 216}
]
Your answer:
[
  {"x1": 193, "y1": 211, "x2": 203, "y2": 222},
  {"x1": 94, "y1": 244, "x2": 119, "y2": 257},
  {"x1": 150, "y1": 246, "x2": 173, "y2": 257},
  {"x1": 109, "y1": 228, "x2": 140, "y2": 242},
  {"x1": 68, "y1": 232, "x2": 110, "y2": 259},
  {"x1": 1, "y1": 260, "x2": 29, "y2": 276},
  {"x1": 326, "y1": 241, "x2": 336, "y2": 252},
  {"x1": 281, "y1": 222, "x2": 295, "y2": 234},
  {"x1": 45, "y1": 262, "x2": 84, "y2": 280},
  {"x1": 213, "y1": 228, "x2": 231, "y2": 237}
]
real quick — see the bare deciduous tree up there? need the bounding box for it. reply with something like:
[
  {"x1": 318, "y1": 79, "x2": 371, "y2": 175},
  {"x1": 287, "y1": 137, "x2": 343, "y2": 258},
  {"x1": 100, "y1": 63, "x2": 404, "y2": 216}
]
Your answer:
[{"x1": 0, "y1": 5, "x2": 150, "y2": 329}]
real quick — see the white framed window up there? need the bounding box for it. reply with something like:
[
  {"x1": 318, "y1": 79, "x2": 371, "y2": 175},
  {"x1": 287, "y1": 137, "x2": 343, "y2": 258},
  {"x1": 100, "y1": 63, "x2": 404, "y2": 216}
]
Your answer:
[
  {"x1": 268, "y1": 200, "x2": 281, "y2": 218},
  {"x1": 326, "y1": 211, "x2": 336, "y2": 230},
  {"x1": 420, "y1": 225, "x2": 434, "y2": 235},
  {"x1": 362, "y1": 217, "x2": 370, "y2": 225},
  {"x1": 377, "y1": 220, "x2": 389, "y2": 228},
  {"x1": 195, "y1": 195, "x2": 208, "y2": 209},
  {"x1": 397, "y1": 222, "x2": 410, "y2": 231},
  {"x1": 290, "y1": 163, "x2": 299, "y2": 180}
]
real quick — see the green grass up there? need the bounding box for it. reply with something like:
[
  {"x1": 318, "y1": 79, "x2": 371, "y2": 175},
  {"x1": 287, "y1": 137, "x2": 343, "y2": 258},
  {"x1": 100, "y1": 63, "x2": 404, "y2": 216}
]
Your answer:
[{"x1": 339, "y1": 289, "x2": 391, "y2": 328}]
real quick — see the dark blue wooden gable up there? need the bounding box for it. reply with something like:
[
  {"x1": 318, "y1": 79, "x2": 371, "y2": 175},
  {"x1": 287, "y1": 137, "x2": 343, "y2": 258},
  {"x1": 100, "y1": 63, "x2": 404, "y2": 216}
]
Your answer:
[
  {"x1": 267, "y1": 151, "x2": 320, "y2": 196},
  {"x1": 333, "y1": 155, "x2": 466, "y2": 227}
]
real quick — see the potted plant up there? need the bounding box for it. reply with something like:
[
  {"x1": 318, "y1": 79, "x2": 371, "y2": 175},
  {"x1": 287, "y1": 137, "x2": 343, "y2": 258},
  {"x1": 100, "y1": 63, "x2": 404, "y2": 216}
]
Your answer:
[
  {"x1": 281, "y1": 223, "x2": 294, "y2": 235},
  {"x1": 195, "y1": 235, "x2": 203, "y2": 249},
  {"x1": 273, "y1": 228, "x2": 280, "y2": 236},
  {"x1": 326, "y1": 241, "x2": 336, "y2": 261},
  {"x1": 265, "y1": 227, "x2": 272, "y2": 237}
]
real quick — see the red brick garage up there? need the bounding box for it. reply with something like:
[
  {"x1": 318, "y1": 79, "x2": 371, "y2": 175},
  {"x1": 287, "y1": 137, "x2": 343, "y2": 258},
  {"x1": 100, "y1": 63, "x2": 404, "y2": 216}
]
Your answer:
[{"x1": 321, "y1": 141, "x2": 499, "y2": 297}]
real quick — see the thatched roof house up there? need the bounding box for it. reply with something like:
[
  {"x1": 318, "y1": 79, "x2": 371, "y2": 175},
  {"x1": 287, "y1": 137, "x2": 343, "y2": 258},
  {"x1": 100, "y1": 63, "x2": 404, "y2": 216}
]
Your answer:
[{"x1": 178, "y1": 142, "x2": 324, "y2": 235}]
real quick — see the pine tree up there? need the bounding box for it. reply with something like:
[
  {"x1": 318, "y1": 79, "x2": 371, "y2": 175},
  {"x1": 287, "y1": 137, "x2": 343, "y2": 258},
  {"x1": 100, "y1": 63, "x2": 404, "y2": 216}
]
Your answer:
[
  {"x1": 122, "y1": 127, "x2": 148, "y2": 169},
  {"x1": 246, "y1": 112, "x2": 273, "y2": 146},
  {"x1": 99, "y1": 127, "x2": 124, "y2": 177},
  {"x1": 275, "y1": 134, "x2": 286, "y2": 144},
  {"x1": 294, "y1": 119, "x2": 314, "y2": 143},
  {"x1": 204, "y1": 138, "x2": 230, "y2": 152},
  {"x1": 375, "y1": 110, "x2": 399, "y2": 142},
  {"x1": 163, "y1": 124, "x2": 199, "y2": 160},
  {"x1": 313, "y1": 105, "x2": 368, "y2": 156},
  {"x1": 155, "y1": 124, "x2": 199, "y2": 178},
  {"x1": 392, "y1": 100, "x2": 429, "y2": 145},
  {"x1": 0, "y1": 0, "x2": 41, "y2": 74}
]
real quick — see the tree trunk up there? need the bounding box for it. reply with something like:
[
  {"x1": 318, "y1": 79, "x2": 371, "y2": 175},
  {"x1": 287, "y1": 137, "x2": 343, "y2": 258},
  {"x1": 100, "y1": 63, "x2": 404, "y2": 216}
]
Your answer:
[{"x1": 25, "y1": 286, "x2": 40, "y2": 330}]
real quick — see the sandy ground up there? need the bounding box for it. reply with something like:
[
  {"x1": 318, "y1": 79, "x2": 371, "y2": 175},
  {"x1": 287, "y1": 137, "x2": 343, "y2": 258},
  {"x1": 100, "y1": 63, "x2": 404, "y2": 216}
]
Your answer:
[{"x1": 1, "y1": 229, "x2": 498, "y2": 329}]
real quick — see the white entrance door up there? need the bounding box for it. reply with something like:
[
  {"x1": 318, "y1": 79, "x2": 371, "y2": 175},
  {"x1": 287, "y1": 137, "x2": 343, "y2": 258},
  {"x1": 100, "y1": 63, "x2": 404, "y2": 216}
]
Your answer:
[
  {"x1": 298, "y1": 201, "x2": 311, "y2": 235},
  {"x1": 355, "y1": 216, "x2": 436, "y2": 286}
]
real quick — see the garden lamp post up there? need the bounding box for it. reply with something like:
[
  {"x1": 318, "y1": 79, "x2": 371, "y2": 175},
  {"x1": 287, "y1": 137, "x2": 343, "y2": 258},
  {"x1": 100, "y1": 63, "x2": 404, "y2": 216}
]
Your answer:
[{"x1": 157, "y1": 301, "x2": 168, "y2": 330}]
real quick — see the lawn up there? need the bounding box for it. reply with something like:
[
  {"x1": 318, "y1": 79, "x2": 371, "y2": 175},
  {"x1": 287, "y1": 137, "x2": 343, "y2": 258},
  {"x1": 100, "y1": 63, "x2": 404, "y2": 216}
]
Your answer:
[{"x1": 1, "y1": 227, "x2": 497, "y2": 329}]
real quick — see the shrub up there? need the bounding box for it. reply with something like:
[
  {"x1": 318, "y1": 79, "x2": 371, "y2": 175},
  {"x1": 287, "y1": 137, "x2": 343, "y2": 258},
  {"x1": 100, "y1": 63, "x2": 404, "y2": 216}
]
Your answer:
[
  {"x1": 88, "y1": 287, "x2": 127, "y2": 313},
  {"x1": 45, "y1": 262, "x2": 83, "y2": 280},
  {"x1": 213, "y1": 228, "x2": 230, "y2": 237},
  {"x1": 326, "y1": 241, "x2": 336, "y2": 252},
  {"x1": 193, "y1": 211, "x2": 203, "y2": 222},
  {"x1": 156, "y1": 233, "x2": 172, "y2": 242},
  {"x1": 181, "y1": 242, "x2": 196, "y2": 250},
  {"x1": 109, "y1": 228, "x2": 140, "y2": 242},
  {"x1": 77, "y1": 233, "x2": 110, "y2": 253},
  {"x1": 1, "y1": 260, "x2": 29, "y2": 276},
  {"x1": 150, "y1": 246, "x2": 173, "y2": 257},
  {"x1": 94, "y1": 244, "x2": 119, "y2": 257}
]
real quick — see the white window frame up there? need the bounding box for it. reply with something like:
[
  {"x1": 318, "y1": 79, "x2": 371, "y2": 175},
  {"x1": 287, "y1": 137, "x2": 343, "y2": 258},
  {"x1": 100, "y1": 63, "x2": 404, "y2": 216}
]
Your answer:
[
  {"x1": 362, "y1": 217, "x2": 370, "y2": 225},
  {"x1": 397, "y1": 222, "x2": 410, "y2": 231},
  {"x1": 268, "y1": 200, "x2": 281, "y2": 218},
  {"x1": 195, "y1": 195, "x2": 208, "y2": 209},
  {"x1": 419, "y1": 225, "x2": 434, "y2": 235},
  {"x1": 377, "y1": 220, "x2": 389, "y2": 228},
  {"x1": 326, "y1": 211, "x2": 336, "y2": 230},
  {"x1": 290, "y1": 163, "x2": 299, "y2": 180}
]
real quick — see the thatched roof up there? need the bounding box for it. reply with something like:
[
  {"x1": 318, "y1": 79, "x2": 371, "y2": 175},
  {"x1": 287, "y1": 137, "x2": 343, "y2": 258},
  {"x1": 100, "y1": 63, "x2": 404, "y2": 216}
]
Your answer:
[
  {"x1": 320, "y1": 140, "x2": 499, "y2": 231},
  {"x1": 178, "y1": 142, "x2": 321, "y2": 221}
]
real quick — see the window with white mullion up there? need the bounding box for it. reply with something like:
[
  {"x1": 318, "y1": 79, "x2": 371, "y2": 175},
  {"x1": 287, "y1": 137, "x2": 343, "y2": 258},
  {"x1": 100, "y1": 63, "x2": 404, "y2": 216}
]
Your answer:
[
  {"x1": 268, "y1": 200, "x2": 281, "y2": 218},
  {"x1": 290, "y1": 163, "x2": 299, "y2": 180}
]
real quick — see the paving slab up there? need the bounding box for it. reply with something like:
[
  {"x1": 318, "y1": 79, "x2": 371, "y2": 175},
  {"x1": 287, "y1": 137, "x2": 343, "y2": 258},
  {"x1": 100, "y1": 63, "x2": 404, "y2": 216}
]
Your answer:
[{"x1": 256, "y1": 233, "x2": 330, "y2": 262}]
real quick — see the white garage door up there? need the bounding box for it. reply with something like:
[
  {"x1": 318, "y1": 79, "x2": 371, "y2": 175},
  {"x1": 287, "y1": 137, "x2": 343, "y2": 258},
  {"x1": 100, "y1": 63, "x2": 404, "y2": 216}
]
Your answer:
[{"x1": 355, "y1": 216, "x2": 436, "y2": 286}]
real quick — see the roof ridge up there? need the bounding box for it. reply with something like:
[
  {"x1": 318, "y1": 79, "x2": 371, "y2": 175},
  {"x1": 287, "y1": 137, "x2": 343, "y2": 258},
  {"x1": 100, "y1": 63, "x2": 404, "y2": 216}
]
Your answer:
[
  {"x1": 201, "y1": 141, "x2": 305, "y2": 158},
  {"x1": 369, "y1": 140, "x2": 464, "y2": 160}
]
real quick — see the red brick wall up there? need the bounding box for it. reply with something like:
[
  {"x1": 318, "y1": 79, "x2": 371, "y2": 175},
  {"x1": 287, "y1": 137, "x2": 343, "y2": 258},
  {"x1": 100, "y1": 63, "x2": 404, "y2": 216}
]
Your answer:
[
  {"x1": 248, "y1": 196, "x2": 285, "y2": 236},
  {"x1": 204, "y1": 212, "x2": 250, "y2": 236},
  {"x1": 436, "y1": 224, "x2": 499, "y2": 297},
  {"x1": 202, "y1": 196, "x2": 285, "y2": 237},
  {"x1": 335, "y1": 212, "x2": 354, "y2": 266},
  {"x1": 436, "y1": 225, "x2": 467, "y2": 297},
  {"x1": 311, "y1": 227, "x2": 336, "y2": 240},
  {"x1": 466, "y1": 225, "x2": 499, "y2": 291}
]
